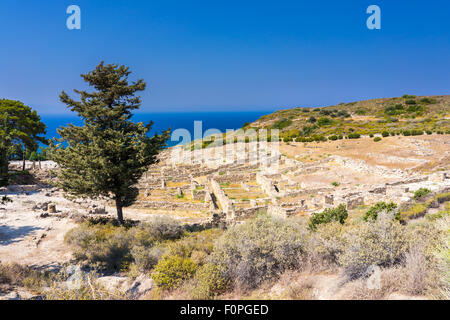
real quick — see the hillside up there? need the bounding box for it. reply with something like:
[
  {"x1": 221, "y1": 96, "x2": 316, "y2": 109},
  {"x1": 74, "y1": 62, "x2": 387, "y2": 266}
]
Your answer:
[{"x1": 247, "y1": 94, "x2": 450, "y2": 141}]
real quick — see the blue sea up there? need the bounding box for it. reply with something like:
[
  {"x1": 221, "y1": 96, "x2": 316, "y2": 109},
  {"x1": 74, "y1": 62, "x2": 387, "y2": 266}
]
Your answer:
[{"x1": 41, "y1": 111, "x2": 270, "y2": 147}]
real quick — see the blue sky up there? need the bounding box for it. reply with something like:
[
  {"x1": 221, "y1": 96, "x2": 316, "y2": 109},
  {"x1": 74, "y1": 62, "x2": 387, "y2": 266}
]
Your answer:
[{"x1": 0, "y1": 0, "x2": 449, "y2": 114}]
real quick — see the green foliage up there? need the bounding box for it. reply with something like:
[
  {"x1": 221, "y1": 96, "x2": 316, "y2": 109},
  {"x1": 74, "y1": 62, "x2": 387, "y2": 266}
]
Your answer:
[
  {"x1": 405, "y1": 99, "x2": 417, "y2": 105},
  {"x1": 373, "y1": 137, "x2": 382, "y2": 142},
  {"x1": 400, "y1": 203, "x2": 428, "y2": 221},
  {"x1": 152, "y1": 255, "x2": 197, "y2": 290},
  {"x1": 364, "y1": 202, "x2": 398, "y2": 221},
  {"x1": 210, "y1": 215, "x2": 306, "y2": 290},
  {"x1": 419, "y1": 97, "x2": 437, "y2": 104},
  {"x1": 50, "y1": 62, "x2": 170, "y2": 224},
  {"x1": 355, "y1": 108, "x2": 367, "y2": 115},
  {"x1": 382, "y1": 131, "x2": 389, "y2": 137},
  {"x1": 328, "y1": 135, "x2": 338, "y2": 141},
  {"x1": 191, "y1": 264, "x2": 230, "y2": 299},
  {"x1": 308, "y1": 204, "x2": 348, "y2": 231},
  {"x1": 331, "y1": 181, "x2": 340, "y2": 187},
  {"x1": 414, "y1": 188, "x2": 431, "y2": 200},
  {"x1": 317, "y1": 117, "x2": 332, "y2": 126},
  {"x1": 0, "y1": 99, "x2": 47, "y2": 186},
  {"x1": 347, "y1": 133, "x2": 361, "y2": 139},
  {"x1": 271, "y1": 118, "x2": 292, "y2": 130}
]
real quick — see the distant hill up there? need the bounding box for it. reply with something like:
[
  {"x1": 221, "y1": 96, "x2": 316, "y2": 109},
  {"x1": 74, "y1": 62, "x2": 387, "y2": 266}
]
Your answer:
[{"x1": 246, "y1": 95, "x2": 450, "y2": 141}]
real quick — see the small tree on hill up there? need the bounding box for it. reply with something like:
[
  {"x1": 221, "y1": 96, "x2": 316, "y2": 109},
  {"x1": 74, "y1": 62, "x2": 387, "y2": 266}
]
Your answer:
[{"x1": 51, "y1": 62, "x2": 170, "y2": 224}]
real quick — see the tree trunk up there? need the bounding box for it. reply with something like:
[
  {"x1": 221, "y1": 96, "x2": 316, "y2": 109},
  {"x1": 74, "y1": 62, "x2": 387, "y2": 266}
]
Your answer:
[
  {"x1": 22, "y1": 147, "x2": 26, "y2": 171},
  {"x1": 115, "y1": 198, "x2": 124, "y2": 225},
  {"x1": 0, "y1": 147, "x2": 8, "y2": 186}
]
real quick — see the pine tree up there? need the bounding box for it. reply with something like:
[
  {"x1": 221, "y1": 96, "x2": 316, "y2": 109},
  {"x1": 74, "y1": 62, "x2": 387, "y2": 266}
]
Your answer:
[{"x1": 51, "y1": 62, "x2": 170, "y2": 224}]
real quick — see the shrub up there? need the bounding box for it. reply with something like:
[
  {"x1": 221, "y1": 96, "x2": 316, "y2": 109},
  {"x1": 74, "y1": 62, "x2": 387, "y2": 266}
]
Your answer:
[
  {"x1": 317, "y1": 117, "x2": 332, "y2": 126},
  {"x1": 190, "y1": 264, "x2": 230, "y2": 300},
  {"x1": 414, "y1": 188, "x2": 431, "y2": 200},
  {"x1": 411, "y1": 130, "x2": 424, "y2": 136},
  {"x1": 131, "y1": 246, "x2": 164, "y2": 272},
  {"x1": 373, "y1": 137, "x2": 382, "y2": 142},
  {"x1": 65, "y1": 223, "x2": 133, "y2": 271},
  {"x1": 347, "y1": 133, "x2": 361, "y2": 139},
  {"x1": 331, "y1": 181, "x2": 340, "y2": 187},
  {"x1": 135, "y1": 216, "x2": 184, "y2": 242},
  {"x1": 152, "y1": 255, "x2": 197, "y2": 290},
  {"x1": 328, "y1": 135, "x2": 338, "y2": 141},
  {"x1": 307, "y1": 222, "x2": 347, "y2": 269},
  {"x1": 382, "y1": 131, "x2": 389, "y2": 137},
  {"x1": 308, "y1": 204, "x2": 348, "y2": 231},
  {"x1": 426, "y1": 130, "x2": 432, "y2": 135},
  {"x1": 210, "y1": 215, "x2": 306, "y2": 290},
  {"x1": 400, "y1": 203, "x2": 428, "y2": 221},
  {"x1": 65, "y1": 216, "x2": 184, "y2": 272},
  {"x1": 369, "y1": 134, "x2": 374, "y2": 138},
  {"x1": 271, "y1": 118, "x2": 292, "y2": 130},
  {"x1": 364, "y1": 202, "x2": 398, "y2": 221},
  {"x1": 338, "y1": 212, "x2": 408, "y2": 279},
  {"x1": 419, "y1": 97, "x2": 437, "y2": 104}
]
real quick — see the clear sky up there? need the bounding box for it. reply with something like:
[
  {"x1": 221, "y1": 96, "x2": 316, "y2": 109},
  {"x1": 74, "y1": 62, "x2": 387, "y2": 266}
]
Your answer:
[{"x1": 0, "y1": 0, "x2": 449, "y2": 114}]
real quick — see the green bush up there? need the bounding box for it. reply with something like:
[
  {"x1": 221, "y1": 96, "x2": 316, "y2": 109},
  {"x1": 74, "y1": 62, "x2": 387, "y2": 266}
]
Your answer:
[
  {"x1": 152, "y1": 255, "x2": 197, "y2": 290},
  {"x1": 373, "y1": 137, "x2": 382, "y2": 142},
  {"x1": 381, "y1": 131, "x2": 389, "y2": 137},
  {"x1": 309, "y1": 204, "x2": 348, "y2": 231},
  {"x1": 317, "y1": 117, "x2": 332, "y2": 126},
  {"x1": 414, "y1": 188, "x2": 431, "y2": 200},
  {"x1": 210, "y1": 215, "x2": 306, "y2": 290},
  {"x1": 328, "y1": 135, "x2": 338, "y2": 141},
  {"x1": 364, "y1": 202, "x2": 398, "y2": 221},
  {"x1": 419, "y1": 97, "x2": 437, "y2": 104},
  {"x1": 338, "y1": 213, "x2": 408, "y2": 279},
  {"x1": 347, "y1": 133, "x2": 361, "y2": 139},
  {"x1": 190, "y1": 264, "x2": 230, "y2": 300},
  {"x1": 271, "y1": 118, "x2": 292, "y2": 130}
]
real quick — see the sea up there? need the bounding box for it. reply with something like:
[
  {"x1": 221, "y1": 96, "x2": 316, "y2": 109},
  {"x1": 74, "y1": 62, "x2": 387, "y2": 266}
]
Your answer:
[{"x1": 41, "y1": 111, "x2": 271, "y2": 148}]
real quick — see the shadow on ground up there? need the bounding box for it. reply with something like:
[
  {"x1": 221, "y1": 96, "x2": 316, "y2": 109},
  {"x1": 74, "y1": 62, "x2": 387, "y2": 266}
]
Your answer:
[{"x1": 0, "y1": 225, "x2": 43, "y2": 245}]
